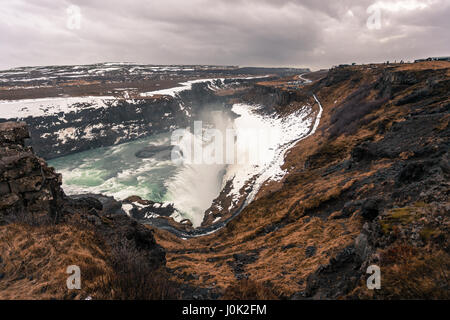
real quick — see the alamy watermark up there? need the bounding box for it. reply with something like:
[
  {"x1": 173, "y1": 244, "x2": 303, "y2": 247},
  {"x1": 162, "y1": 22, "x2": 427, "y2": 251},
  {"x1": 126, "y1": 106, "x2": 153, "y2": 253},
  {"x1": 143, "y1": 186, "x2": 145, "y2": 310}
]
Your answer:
[
  {"x1": 66, "y1": 265, "x2": 81, "y2": 290},
  {"x1": 366, "y1": 265, "x2": 381, "y2": 290},
  {"x1": 66, "y1": 5, "x2": 82, "y2": 30},
  {"x1": 366, "y1": 4, "x2": 382, "y2": 30}
]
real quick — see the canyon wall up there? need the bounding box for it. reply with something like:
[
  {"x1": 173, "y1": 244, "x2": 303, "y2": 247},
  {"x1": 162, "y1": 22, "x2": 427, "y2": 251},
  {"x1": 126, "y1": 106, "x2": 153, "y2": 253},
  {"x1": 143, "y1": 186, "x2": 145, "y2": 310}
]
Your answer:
[{"x1": 2, "y1": 78, "x2": 269, "y2": 160}]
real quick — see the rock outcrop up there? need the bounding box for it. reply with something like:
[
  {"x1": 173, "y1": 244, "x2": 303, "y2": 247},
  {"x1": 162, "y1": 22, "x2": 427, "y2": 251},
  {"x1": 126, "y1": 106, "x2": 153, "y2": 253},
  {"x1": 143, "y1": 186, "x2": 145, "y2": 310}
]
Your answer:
[
  {"x1": 0, "y1": 122, "x2": 168, "y2": 298},
  {"x1": 0, "y1": 122, "x2": 64, "y2": 224}
]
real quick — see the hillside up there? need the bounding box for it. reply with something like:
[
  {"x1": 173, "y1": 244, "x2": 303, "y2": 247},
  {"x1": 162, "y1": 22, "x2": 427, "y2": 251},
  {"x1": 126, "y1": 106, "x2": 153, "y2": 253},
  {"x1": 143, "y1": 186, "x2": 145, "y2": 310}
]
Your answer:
[{"x1": 154, "y1": 61, "x2": 450, "y2": 299}]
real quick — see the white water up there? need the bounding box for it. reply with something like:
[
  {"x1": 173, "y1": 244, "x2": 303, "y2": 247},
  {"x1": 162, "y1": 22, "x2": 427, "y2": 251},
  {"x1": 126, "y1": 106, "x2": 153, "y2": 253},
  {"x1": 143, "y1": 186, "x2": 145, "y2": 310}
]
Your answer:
[
  {"x1": 48, "y1": 109, "x2": 233, "y2": 228},
  {"x1": 49, "y1": 102, "x2": 317, "y2": 228},
  {"x1": 221, "y1": 103, "x2": 315, "y2": 206}
]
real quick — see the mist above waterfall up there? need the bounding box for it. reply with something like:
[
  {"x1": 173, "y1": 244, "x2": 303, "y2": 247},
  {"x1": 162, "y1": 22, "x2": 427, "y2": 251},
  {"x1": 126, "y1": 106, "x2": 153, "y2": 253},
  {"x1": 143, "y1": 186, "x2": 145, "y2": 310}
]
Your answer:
[
  {"x1": 49, "y1": 101, "x2": 315, "y2": 229},
  {"x1": 165, "y1": 108, "x2": 234, "y2": 227}
]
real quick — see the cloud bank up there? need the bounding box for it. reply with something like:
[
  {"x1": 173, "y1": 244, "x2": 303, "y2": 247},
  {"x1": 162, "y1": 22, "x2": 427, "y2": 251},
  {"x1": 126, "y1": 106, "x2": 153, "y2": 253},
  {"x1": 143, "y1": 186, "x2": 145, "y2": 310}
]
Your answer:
[{"x1": 1, "y1": 0, "x2": 449, "y2": 70}]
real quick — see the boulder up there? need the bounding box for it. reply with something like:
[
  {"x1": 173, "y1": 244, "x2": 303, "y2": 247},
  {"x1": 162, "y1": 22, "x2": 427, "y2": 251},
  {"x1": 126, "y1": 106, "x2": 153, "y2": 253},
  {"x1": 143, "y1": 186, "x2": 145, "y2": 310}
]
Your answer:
[
  {"x1": 361, "y1": 197, "x2": 383, "y2": 220},
  {"x1": 0, "y1": 122, "x2": 29, "y2": 145},
  {"x1": 397, "y1": 162, "x2": 425, "y2": 184}
]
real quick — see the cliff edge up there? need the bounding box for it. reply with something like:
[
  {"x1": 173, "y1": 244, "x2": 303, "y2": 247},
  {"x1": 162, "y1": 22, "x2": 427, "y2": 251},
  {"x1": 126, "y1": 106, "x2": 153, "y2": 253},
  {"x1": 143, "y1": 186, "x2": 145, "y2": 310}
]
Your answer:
[{"x1": 0, "y1": 122, "x2": 172, "y2": 299}]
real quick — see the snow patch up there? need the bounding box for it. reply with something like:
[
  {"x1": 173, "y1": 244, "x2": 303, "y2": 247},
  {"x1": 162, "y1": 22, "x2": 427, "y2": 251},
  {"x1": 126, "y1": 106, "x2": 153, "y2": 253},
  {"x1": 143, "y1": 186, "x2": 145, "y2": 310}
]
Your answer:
[
  {"x1": 122, "y1": 204, "x2": 134, "y2": 217},
  {"x1": 0, "y1": 96, "x2": 117, "y2": 119},
  {"x1": 223, "y1": 100, "x2": 320, "y2": 208}
]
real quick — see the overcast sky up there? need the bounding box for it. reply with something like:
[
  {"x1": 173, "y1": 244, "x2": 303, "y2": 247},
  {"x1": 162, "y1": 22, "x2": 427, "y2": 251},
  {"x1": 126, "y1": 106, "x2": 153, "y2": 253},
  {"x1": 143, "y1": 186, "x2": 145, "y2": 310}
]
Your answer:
[{"x1": 1, "y1": 0, "x2": 449, "y2": 70}]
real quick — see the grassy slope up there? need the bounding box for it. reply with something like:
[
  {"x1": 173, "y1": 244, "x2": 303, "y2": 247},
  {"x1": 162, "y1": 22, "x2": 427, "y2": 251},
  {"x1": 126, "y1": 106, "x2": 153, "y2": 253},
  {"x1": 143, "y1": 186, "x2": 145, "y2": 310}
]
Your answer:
[{"x1": 154, "y1": 61, "x2": 450, "y2": 299}]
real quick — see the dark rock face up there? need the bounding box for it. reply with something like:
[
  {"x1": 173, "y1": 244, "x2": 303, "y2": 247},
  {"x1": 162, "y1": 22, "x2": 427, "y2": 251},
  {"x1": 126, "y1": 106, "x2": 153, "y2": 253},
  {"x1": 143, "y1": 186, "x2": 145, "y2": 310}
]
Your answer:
[
  {"x1": 68, "y1": 195, "x2": 103, "y2": 212},
  {"x1": 21, "y1": 97, "x2": 187, "y2": 160},
  {"x1": 304, "y1": 245, "x2": 359, "y2": 299},
  {"x1": 134, "y1": 145, "x2": 173, "y2": 160},
  {"x1": 227, "y1": 252, "x2": 259, "y2": 280},
  {"x1": 440, "y1": 153, "x2": 450, "y2": 174},
  {"x1": 68, "y1": 193, "x2": 124, "y2": 215},
  {"x1": 0, "y1": 122, "x2": 30, "y2": 144},
  {"x1": 240, "y1": 84, "x2": 302, "y2": 109},
  {"x1": 361, "y1": 198, "x2": 383, "y2": 221},
  {"x1": 122, "y1": 195, "x2": 176, "y2": 220},
  {"x1": 351, "y1": 142, "x2": 379, "y2": 162},
  {"x1": 397, "y1": 162, "x2": 426, "y2": 184},
  {"x1": 0, "y1": 122, "x2": 64, "y2": 225},
  {"x1": 325, "y1": 67, "x2": 359, "y2": 87},
  {"x1": 96, "y1": 216, "x2": 166, "y2": 268},
  {"x1": 119, "y1": 195, "x2": 202, "y2": 237}
]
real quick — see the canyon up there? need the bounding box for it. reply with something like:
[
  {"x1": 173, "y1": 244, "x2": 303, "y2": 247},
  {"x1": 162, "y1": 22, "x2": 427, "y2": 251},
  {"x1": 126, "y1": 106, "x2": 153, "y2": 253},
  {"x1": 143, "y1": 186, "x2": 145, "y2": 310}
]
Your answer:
[{"x1": 0, "y1": 61, "x2": 449, "y2": 299}]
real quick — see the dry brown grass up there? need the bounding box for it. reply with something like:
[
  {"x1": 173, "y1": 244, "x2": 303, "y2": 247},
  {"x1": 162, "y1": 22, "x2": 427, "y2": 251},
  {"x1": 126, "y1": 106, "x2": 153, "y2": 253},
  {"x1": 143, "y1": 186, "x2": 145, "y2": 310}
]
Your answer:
[
  {"x1": 222, "y1": 279, "x2": 279, "y2": 300},
  {"x1": 155, "y1": 205, "x2": 362, "y2": 297},
  {"x1": 394, "y1": 61, "x2": 450, "y2": 72},
  {"x1": 95, "y1": 240, "x2": 180, "y2": 300},
  {"x1": 354, "y1": 243, "x2": 450, "y2": 300},
  {"x1": 0, "y1": 222, "x2": 110, "y2": 300},
  {"x1": 153, "y1": 61, "x2": 450, "y2": 299},
  {"x1": 0, "y1": 219, "x2": 181, "y2": 300}
]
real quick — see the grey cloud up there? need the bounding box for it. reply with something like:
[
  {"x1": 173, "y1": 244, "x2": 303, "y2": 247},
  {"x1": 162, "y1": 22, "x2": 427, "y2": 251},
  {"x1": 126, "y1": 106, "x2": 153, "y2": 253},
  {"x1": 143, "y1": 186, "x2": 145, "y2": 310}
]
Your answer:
[{"x1": 0, "y1": 0, "x2": 449, "y2": 70}]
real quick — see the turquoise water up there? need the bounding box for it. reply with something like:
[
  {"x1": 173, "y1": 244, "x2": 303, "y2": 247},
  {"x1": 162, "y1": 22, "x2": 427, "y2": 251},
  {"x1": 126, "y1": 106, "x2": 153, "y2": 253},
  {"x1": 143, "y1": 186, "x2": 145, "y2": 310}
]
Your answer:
[
  {"x1": 48, "y1": 128, "x2": 228, "y2": 227},
  {"x1": 48, "y1": 132, "x2": 177, "y2": 203}
]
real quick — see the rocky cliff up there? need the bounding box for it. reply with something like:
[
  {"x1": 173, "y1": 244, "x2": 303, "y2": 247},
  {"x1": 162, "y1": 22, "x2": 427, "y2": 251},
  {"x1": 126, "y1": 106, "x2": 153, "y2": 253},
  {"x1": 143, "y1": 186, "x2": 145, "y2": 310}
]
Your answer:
[
  {"x1": 153, "y1": 61, "x2": 450, "y2": 300},
  {"x1": 1, "y1": 77, "x2": 271, "y2": 160},
  {"x1": 17, "y1": 82, "x2": 226, "y2": 159},
  {"x1": 0, "y1": 122, "x2": 64, "y2": 224},
  {"x1": 0, "y1": 122, "x2": 171, "y2": 299}
]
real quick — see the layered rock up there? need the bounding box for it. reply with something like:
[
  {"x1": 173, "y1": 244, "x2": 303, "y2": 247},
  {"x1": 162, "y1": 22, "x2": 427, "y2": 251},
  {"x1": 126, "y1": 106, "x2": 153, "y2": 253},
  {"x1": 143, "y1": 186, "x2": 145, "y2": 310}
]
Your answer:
[
  {"x1": 2, "y1": 78, "x2": 267, "y2": 160},
  {"x1": 0, "y1": 122, "x2": 64, "y2": 224}
]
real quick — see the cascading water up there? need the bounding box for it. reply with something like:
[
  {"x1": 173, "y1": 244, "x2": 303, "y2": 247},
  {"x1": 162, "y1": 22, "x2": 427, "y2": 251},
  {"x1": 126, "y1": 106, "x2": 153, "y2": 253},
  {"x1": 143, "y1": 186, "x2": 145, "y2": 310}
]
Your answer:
[
  {"x1": 165, "y1": 130, "x2": 227, "y2": 227},
  {"x1": 49, "y1": 100, "x2": 317, "y2": 231},
  {"x1": 48, "y1": 107, "x2": 235, "y2": 227}
]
